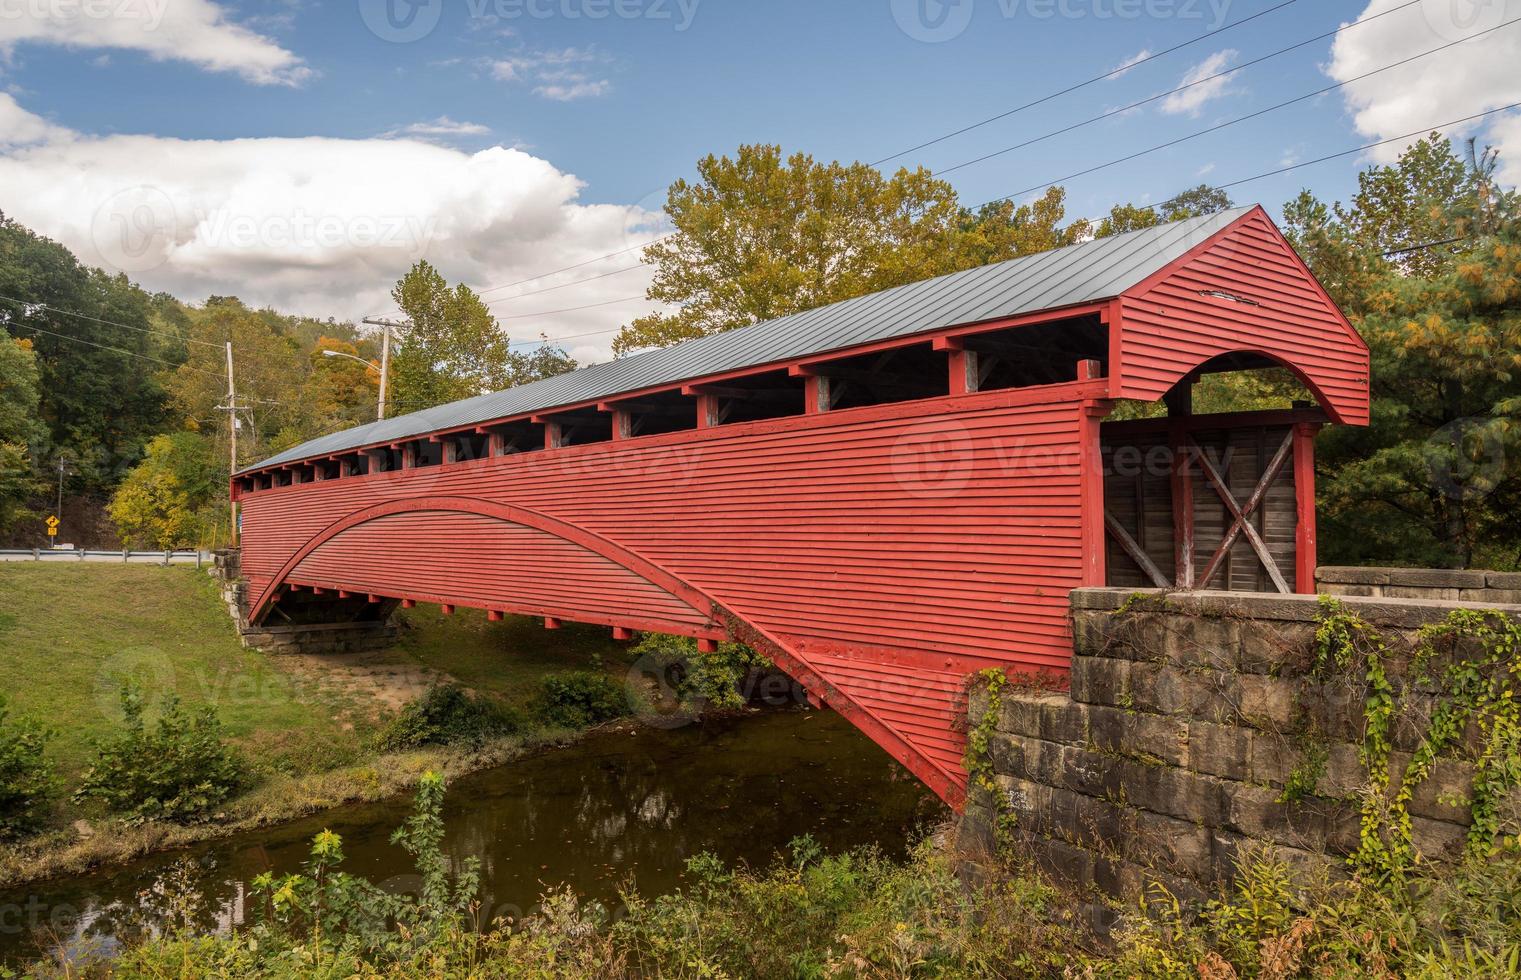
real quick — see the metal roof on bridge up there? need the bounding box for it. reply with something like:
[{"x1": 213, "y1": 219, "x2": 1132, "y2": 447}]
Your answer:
[{"x1": 246, "y1": 207, "x2": 1251, "y2": 472}]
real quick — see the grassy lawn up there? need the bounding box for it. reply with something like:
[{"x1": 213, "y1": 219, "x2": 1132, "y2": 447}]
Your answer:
[
  {"x1": 394, "y1": 605, "x2": 629, "y2": 706},
  {"x1": 0, "y1": 565, "x2": 630, "y2": 788}
]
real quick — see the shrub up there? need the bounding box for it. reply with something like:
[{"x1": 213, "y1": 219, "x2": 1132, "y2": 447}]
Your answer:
[
  {"x1": 376, "y1": 684, "x2": 523, "y2": 751},
  {"x1": 628, "y1": 632, "x2": 770, "y2": 714},
  {"x1": 0, "y1": 694, "x2": 54, "y2": 837},
  {"x1": 535, "y1": 671, "x2": 631, "y2": 729},
  {"x1": 73, "y1": 687, "x2": 244, "y2": 824}
]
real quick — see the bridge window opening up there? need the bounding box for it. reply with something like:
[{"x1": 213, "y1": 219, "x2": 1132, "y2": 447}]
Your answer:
[
  {"x1": 488, "y1": 420, "x2": 546, "y2": 456},
  {"x1": 368, "y1": 446, "x2": 404, "y2": 473},
  {"x1": 966, "y1": 315, "x2": 1108, "y2": 393},
  {"x1": 553, "y1": 410, "x2": 613, "y2": 447},
  {"x1": 814, "y1": 342, "x2": 949, "y2": 411},
  {"x1": 412, "y1": 439, "x2": 444, "y2": 468},
  {"x1": 620, "y1": 390, "x2": 698, "y2": 437},
  {"x1": 696, "y1": 370, "x2": 807, "y2": 425},
  {"x1": 339, "y1": 453, "x2": 369, "y2": 477},
  {"x1": 449, "y1": 432, "x2": 490, "y2": 463},
  {"x1": 312, "y1": 459, "x2": 339, "y2": 481}
]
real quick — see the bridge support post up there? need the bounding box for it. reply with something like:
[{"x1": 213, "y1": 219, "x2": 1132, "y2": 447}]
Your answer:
[{"x1": 1293, "y1": 420, "x2": 1320, "y2": 594}]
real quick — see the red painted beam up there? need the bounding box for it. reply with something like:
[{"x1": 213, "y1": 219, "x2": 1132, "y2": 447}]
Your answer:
[
  {"x1": 544, "y1": 617, "x2": 562, "y2": 630},
  {"x1": 1294, "y1": 421, "x2": 1320, "y2": 594}
]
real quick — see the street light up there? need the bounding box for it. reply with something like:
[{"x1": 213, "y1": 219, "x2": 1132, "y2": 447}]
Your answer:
[{"x1": 322, "y1": 349, "x2": 388, "y2": 421}]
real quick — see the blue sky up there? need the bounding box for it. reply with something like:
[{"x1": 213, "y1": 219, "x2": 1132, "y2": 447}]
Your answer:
[{"x1": 2, "y1": 0, "x2": 1518, "y2": 358}]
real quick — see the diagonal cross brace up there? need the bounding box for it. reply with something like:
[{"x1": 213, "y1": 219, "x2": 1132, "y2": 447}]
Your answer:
[
  {"x1": 1191, "y1": 432, "x2": 1294, "y2": 593},
  {"x1": 1104, "y1": 511, "x2": 1172, "y2": 588}
]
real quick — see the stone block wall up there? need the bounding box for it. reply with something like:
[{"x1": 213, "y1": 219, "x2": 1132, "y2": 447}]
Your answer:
[
  {"x1": 1319, "y1": 565, "x2": 1521, "y2": 604},
  {"x1": 962, "y1": 587, "x2": 1520, "y2": 914}
]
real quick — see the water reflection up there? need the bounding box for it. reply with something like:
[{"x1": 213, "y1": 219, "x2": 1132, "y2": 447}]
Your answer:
[{"x1": 2, "y1": 709, "x2": 945, "y2": 965}]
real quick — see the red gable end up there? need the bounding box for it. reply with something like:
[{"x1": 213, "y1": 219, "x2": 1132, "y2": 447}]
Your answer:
[{"x1": 1113, "y1": 206, "x2": 1370, "y2": 426}]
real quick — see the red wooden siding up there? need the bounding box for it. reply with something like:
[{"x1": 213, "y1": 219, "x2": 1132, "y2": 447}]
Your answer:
[
  {"x1": 240, "y1": 379, "x2": 1106, "y2": 805},
  {"x1": 1115, "y1": 207, "x2": 1370, "y2": 425},
  {"x1": 287, "y1": 511, "x2": 715, "y2": 633}
]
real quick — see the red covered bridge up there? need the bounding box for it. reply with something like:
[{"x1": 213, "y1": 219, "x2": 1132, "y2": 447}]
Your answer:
[{"x1": 232, "y1": 206, "x2": 1369, "y2": 807}]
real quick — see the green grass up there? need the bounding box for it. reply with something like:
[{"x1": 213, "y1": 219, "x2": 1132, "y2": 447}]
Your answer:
[
  {"x1": 0, "y1": 565, "x2": 360, "y2": 779},
  {"x1": 393, "y1": 605, "x2": 630, "y2": 707},
  {"x1": 0, "y1": 565, "x2": 633, "y2": 803}
]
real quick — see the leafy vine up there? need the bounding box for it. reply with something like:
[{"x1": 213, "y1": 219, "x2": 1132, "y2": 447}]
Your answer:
[
  {"x1": 1313, "y1": 597, "x2": 1521, "y2": 883},
  {"x1": 964, "y1": 667, "x2": 1018, "y2": 849}
]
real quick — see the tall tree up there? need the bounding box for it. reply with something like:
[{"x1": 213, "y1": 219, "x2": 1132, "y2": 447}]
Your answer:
[
  {"x1": 0, "y1": 214, "x2": 171, "y2": 491},
  {"x1": 107, "y1": 431, "x2": 225, "y2": 550},
  {"x1": 611, "y1": 146, "x2": 1088, "y2": 356},
  {"x1": 1094, "y1": 184, "x2": 1235, "y2": 238},
  {"x1": 166, "y1": 298, "x2": 311, "y2": 470},
  {"x1": 1284, "y1": 136, "x2": 1521, "y2": 568},
  {"x1": 388, "y1": 261, "x2": 576, "y2": 415},
  {"x1": 0, "y1": 337, "x2": 43, "y2": 531}
]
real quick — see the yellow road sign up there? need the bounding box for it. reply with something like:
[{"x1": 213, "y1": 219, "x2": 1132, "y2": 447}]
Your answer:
[
  {"x1": 47, "y1": 527, "x2": 57, "y2": 537},
  {"x1": 46, "y1": 515, "x2": 60, "y2": 528}
]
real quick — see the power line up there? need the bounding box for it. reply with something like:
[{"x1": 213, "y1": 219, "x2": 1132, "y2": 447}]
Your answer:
[
  {"x1": 0, "y1": 293, "x2": 237, "y2": 353},
  {"x1": 973, "y1": 18, "x2": 1521, "y2": 208},
  {"x1": 396, "y1": 0, "x2": 1413, "y2": 315},
  {"x1": 496, "y1": 294, "x2": 649, "y2": 320},
  {"x1": 412, "y1": 0, "x2": 1302, "y2": 309},
  {"x1": 7, "y1": 318, "x2": 225, "y2": 378},
  {"x1": 509, "y1": 101, "x2": 1521, "y2": 352},
  {"x1": 481, "y1": 261, "x2": 649, "y2": 307},
  {"x1": 934, "y1": 0, "x2": 1425, "y2": 178},
  {"x1": 868, "y1": 0, "x2": 1301, "y2": 168}
]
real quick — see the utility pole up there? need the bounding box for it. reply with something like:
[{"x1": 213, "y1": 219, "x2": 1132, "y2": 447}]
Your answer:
[
  {"x1": 215, "y1": 341, "x2": 246, "y2": 548},
  {"x1": 362, "y1": 317, "x2": 406, "y2": 421},
  {"x1": 53, "y1": 455, "x2": 69, "y2": 548}
]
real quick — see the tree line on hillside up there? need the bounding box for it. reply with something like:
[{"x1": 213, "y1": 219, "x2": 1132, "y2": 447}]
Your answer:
[
  {"x1": 0, "y1": 227, "x2": 577, "y2": 551},
  {"x1": 1, "y1": 135, "x2": 1516, "y2": 568}
]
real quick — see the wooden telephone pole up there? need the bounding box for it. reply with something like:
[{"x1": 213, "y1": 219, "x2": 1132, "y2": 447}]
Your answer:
[
  {"x1": 361, "y1": 317, "x2": 405, "y2": 420},
  {"x1": 216, "y1": 341, "x2": 248, "y2": 547}
]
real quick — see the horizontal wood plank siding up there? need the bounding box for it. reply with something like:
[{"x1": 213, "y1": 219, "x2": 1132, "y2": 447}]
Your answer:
[
  {"x1": 1117, "y1": 209, "x2": 1371, "y2": 425},
  {"x1": 239, "y1": 381, "x2": 1101, "y2": 804}
]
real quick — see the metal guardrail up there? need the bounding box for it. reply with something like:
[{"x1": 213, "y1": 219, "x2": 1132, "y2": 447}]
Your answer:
[{"x1": 0, "y1": 549, "x2": 209, "y2": 566}]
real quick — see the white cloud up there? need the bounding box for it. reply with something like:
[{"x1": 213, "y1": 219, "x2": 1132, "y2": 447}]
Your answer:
[
  {"x1": 535, "y1": 78, "x2": 610, "y2": 101},
  {"x1": 1111, "y1": 49, "x2": 1152, "y2": 77},
  {"x1": 1160, "y1": 49, "x2": 1237, "y2": 116},
  {"x1": 0, "y1": 95, "x2": 662, "y2": 360},
  {"x1": 1196, "y1": 162, "x2": 1216, "y2": 177},
  {"x1": 380, "y1": 116, "x2": 492, "y2": 140},
  {"x1": 487, "y1": 47, "x2": 611, "y2": 100},
  {"x1": 1327, "y1": 0, "x2": 1521, "y2": 163},
  {"x1": 0, "y1": 0, "x2": 309, "y2": 85},
  {"x1": 0, "y1": 92, "x2": 71, "y2": 147}
]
